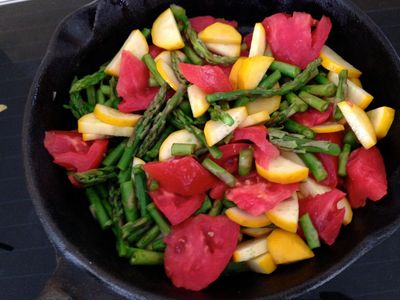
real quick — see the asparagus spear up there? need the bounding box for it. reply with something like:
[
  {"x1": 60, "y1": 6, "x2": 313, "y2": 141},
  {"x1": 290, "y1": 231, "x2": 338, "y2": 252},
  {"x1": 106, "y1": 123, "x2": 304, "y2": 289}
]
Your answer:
[
  {"x1": 147, "y1": 203, "x2": 171, "y2": 235},
  {"x1": 238, "y1": 147, "x2": 254, "y2": 176},
  {"x1": 206, "y1": 58, "x2": 321, "y2": 102},
  {"x1": 170, "y1": 51, "x2": 187, "y2": 84},
  {"x1": 298, "y1": 91, "x2": 329, "y2": 112},
  {"x1": 314, "y1": 72, "x2": 330, "y2": 84},
  {"x1": 150, "y1": 238, "x2": 166, "y2": 251},
  {"x1": 266, "y1": 102, "x2": 298, "y2": 127},
  {"x1": 120, "y1": 181, "x2": 138, "y2": 223},
  {"x1": 269, "y1": 61, "x2": 300, "y2": 78},
  {"x1": 129, "y1": 248, "x2": 164, "y2": 265},
  {"x1": 63, "y1": 91, "x2": 93, "y2": 119},
  {"x1": 96, "y1": 89, "x2": 106, "y2": 104},
  {"x1": 121, "y1": 216, "x2": 153, "y2": 239},
  {"x1": 86, "y1": 188, "x2": 112, "y2": 229},
  {"x1": 283, "y1": 119, "x2": 316, "y2": 139},
  {"x1": 182, "y1": 45, "x2": 203, "y2": 65},
  {"x1": 171, "y1": 143, "x2": 197, "y2": 156},
  {"x1": 141, "y1": 28, "x2": 151, "y2": 39},
  {"x1": 73, "y1": 167, "x2": 117, "y2": 187},
  {"x1": 195, "y1": 196, "x2": 213, "y2": 215},
  {"x1": 142, "y1": 53, "x2": 165, "y2": 86},
  {"x1": 133, "y1": 166, "x2": 151, "y2": 217},
  {"x1": 301, "y1": 83, "x2": 336, "y2": 97},
  {"x1": 298, "y1": 153, "x2": 328, "y2": 182},
  {"x1": 233, "y1": 96, "x2": 251, "y2": 107},
  {"x1": 333, "y1": 69, "x2": 348, "y2": 120},
  {"x1": 144, "y1": 125, "x2": 175, "y2": 161},
  {"x1": 299, "y1": 213, "x2": 320, "y2": 249},
  {"x1": 285, "y1": 92, "x2": 308, "y2": 112},
  {"x1": 258, "y1": 70, "x2": 282, "y2": 89},
  {"x1": 102, "y1": 139, "x2": 128, "y2": 167},
  {"x1": 69, "y1": 66, "x2": 106, "y2": 93},
  {"x1": 343, "y1": 130, "x2": 359, "y2": 149},
  {"x1": 202, "y1": 158, "x2": 236, "y2": 187},
  {"x1": 136, "y1": 225, "x2": 160, "y2": 249},
  {"x1": 209, "y1": 104, "x2": 235, "y2": 125},
  {"x1": 338, "y1": 143, "x2": 351, "y2": 177},
  {"x1": 208, "y1": 200, "x2": 223, "y2": 216},
  {"x1": 222, "y1": 198, "x2": 236, "y2": 208}
]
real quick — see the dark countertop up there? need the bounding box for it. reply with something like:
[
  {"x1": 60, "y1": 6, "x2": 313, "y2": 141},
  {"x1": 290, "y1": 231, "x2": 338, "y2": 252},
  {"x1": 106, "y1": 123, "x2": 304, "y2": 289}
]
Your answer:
[{"x1": 0, "y1": 0, "x2": 399, "y2": 299}]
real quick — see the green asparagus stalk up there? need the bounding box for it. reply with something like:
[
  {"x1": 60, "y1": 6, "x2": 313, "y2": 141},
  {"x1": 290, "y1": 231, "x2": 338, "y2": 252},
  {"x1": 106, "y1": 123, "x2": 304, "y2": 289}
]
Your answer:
[
  {"x1": 343, "y1": 130, "x2": 359, "y2": 149},
  {"x1": 258, "y1": 70, "x2": 282, "y2": 89},
  {"x1": 147, "y1": 203, "x2": 171, "y2": 235},
  {"x1": 73, "y1": 167, "x2": 117, "y2": 187},
  {"x1": 298, "y1": 91, "x2": 329, "y2": 112},
  {"x1": 144, "y1": 125, "x2": 175, "y2": 161},
  {"x1": 118, "y1": 167, "x2": 132, "y2": 184},
  {"x1": 338, "y1": 143, "x2": 351, "y2": 177},
  {"x1": 266, "y1": 102, "x2": 298, "y2": 126},
  {"x1": 100, "y1": 84, "x2": 111, "y2": 95},
  {"x1": 121, "y1": 216, "x2": 153, "y2": 239},
  {"x1": 269, "y1": 61, "x2": 301, "y2": 78},
  {"x1": 171, "y1": 51, "x2": 187, "y2": 84},
  {"x1": 133, "y1": 166, "x2": 151, "y2": 217},
  {"x1": 142, "y1": 53, "x2": 165, "y2": 86},
  {"x1": 285, "y1": 92, "x2": 308, "y2": 112},
  {"x1": 209, "y1": 104, "x2": 234, "y2": 125},
  {"x1": 299, "y1": 213, "x2": 320, "y2": 249},
  {"x1": 127, "y1": 222, "x2": 153, "y2": 242},
  {"x1": 222, "y1": 198, "x2": 236, "y2": 208},
  {"x1": 120, "y1": 181, "x2": 138, "y2": 223},
  {"x1": 171, "y1": 143, "x2": 197, "y2": 156},
  {"x1": 69, "y1": 66, "x2": 106, "y2": 93},
  {"x1": 314, "y1": 72, "x2": 330, "y2": 84},
  {"x1": 129, "y1": 248, "x2": 164, "y2": 265},
  {"x1": 208, "y1": 200, "x2": 223, "y2": 216},
  {"x1": 182, "y1": 45, "x2": 203, "y2": 65},
  {"x1": 148, "y1": 77, "x2": 160, "y2": 87},
  {"x1": 202, "y1": 158, "x2": 236, "y2": 187},
  {"x1": 102, "y1": 139, "x2": 127, "y2": 166},
  {"x1": 195, "y1": 196, "x2": 213, "y2": 215},
  {"x1": 141, "y1": 28, "x2": 151, "y2": 39},
  {"x1": 298, "y1": 153, "x2": 328, "y2": 182},
  {"x1": 238, "y1": 147, "x2": 254, "y2": 176},
  {"x1": 86, "y1": 85, "x2": 96, "y2": 106},
  {"x1": 283, "y1": 119, "x2": 316, "y2": 139},
  {"x1": 63, "y1": 91, "x2": 93, "y2": 119},
  {"x1": 233, "y1": 96, "x2": 251, "y2": 107},
  {"x1": 96, "y1": 89, "x2": 106, "y2": 104},
  {"x1": 149, "y1": 179, "x2": 159, "y2": 192},
  {"x1": 279, "y1": 100, "x2": 289, "y2": 111},
  {"x1": 301, "y1": 83, "x2": 336, "y2": 97},
  {"x1": 150, "y1": 238, "x2": 166, "y2": 251},
  {"x1": 136, "y1": 225, "x2": 160, "y2": 249},
  {"x1": 86, "y1": 188, "x2": 112, "y2": 229},
  {"x1": 333, "y1": 69, "x2": 348, "y2": 120}
]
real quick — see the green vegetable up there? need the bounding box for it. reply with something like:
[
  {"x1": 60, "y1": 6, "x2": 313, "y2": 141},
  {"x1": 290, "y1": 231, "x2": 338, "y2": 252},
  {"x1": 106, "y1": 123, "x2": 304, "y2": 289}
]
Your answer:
[
  {"x1": 285, "y1": 92, "x2": 308, "y2": 112},
  {"x1": 144, "y1": 125, "x2": 175, "y2": 160},
  {"x1": 299, "y1": 213, "x2": 320, "y2": 249},
  {"x1": 100, "y1": 84, "x2": 111, "y2": 95},
  {"x1": 86, "y1": 188, "x2": 112, "y2": 229},
  {"x1": 298, "y1": 91, "x2": 329, "y2": 112},
  {"x1": 338, "y1": 143, "x2": 351, "y2": 177},
  {"x1": 96, "y1": 89, "x2": 106, "y2": 104},
  {"x1": 209, "y1": 104, "x2": 234, "y2": 125},
  {"x1": 142, "y1": 53, "x2": 165, "y2": 86},
  {"x1": 150, "y1": 238, "x2": 166, "y2": 251},
  {"x1": 118, "y1": 167, "x2": 132, "y2": 184},
  {"x1": 73, "y1": 167, "x2": 117, "y2": 187},
  {"x1": 120, "y1": 181, "x2": 138, "y2": 223},
  {"x1": 333, "y1": 69, "x2": 348, "y2": 120},
  {"x1": 195, "y1": 196, "x2": 213, "y2": 215},
  {"x1": 102, "y1": 140, "x2": 127, "y2": 167},
  {"x1": 127, "y1": 222, "x2": 153, "y2": 242},
  {"x1": 208, "y1": 200, "x2": 223, "y2": 216},
  {"x1": 269, "y1": 61, "x2": 300, "y2": 78},
  {"x1": 171, "y1": 51, "x2": 187, "y2": 84},
  {"x1": 266, "y1": 103, "x2": 298, "y2": 126},
  {"x1": 301, "y1": 83, "x2": 336, "y2": 97},
  {"x1": 141, "y1": 27, "x2": 151, "y2": 39},
  {"x1": 238, "y1": 147, "x2": 254, "y2": 176},
  {"x1": 202, "y1": 158, "x2": 236, "y2": 187},
  {"x1": 182, "y1": 45, "x2": 203, "y2": 65},
  {"x1": 121, "y1": 216, "x2": 153, "y2": 239},
  {"x1": 69, "y1": 66, "x2": 106, "y2": 93},
  {"x1": 64, "y1": 92, "x2": 93, "y2": 119},
  {"x1": 147, "y1": 203, "x2": 171, "y2": 235},
  {"x1": 234, "y1": 96, "x2": 251, "y2": 107},
  {"x1": 279, "y1": 100, "x2": 289, "y2": 111},
  {"x1": 136, "y1": 225, "x2": 160, "y2": 248},
  {"x1": 133, "y1": 166, "x2": 151, "y2": 217},
  {"x1": 283, "y1": 119, "x2": 316, "y2": 139},
  {"x1": 129, "y1": 248, "x2": 164, "y2": 265},
  {"x1": 343, "y1": 130, "x2": 359, "y2": 149},
  {"x1": 314, "y1": 72, "x2": 330, "y2": 84},
  {"x1": 258, "y1": 70, "x2": 282, "y2": 89},
  {"x1": 86, "y1": 85, "x2": 96, "y2": 106},
  {"x1": 171, "y1": 143, "x2": 197, "y2": 156},
  {"x1": 298, "y1": 153, "x2": 328, "y2": 182},
  {"x1": 148, "y1": 77, "x2": 161, "y2": 87},
  {"x1": 222, "y1": 198, "x2": 236, "y2": 208},
  {"x1": 149, "y1": 179, "x2": 159, "y2": 192}
]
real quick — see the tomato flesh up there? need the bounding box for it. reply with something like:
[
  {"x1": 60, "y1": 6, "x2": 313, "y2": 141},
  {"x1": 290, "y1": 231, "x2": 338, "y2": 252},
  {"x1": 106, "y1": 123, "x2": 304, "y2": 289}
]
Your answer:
[
  {"x1": 346, "y1": 147, "x2": 387, "y2": 208},
  {"x1": 164, "y1": 214, "x2": 240, "y2": 291},
  {"x1": 291, "y1": 104, "x2": 333, "y2": 127},
  {"x1": 190, "y1": 16, "x2": 238, "y2": 32},
  {"x1": 143, "y1": 156, "x2": 218, "y2": 196},
  {"x1": 44, "y1": 131, "x2": 89, "y2": 154}
]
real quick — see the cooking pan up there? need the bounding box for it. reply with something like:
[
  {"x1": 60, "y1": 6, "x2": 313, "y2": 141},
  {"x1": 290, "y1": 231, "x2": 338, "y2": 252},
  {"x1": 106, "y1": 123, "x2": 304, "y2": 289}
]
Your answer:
[{"x1": 22, "y1": 0, "x2": 400, "y2": 299}]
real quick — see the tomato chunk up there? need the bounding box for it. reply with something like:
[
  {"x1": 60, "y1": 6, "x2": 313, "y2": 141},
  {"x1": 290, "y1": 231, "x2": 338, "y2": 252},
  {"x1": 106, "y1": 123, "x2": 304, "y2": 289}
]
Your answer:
[
  {"x1": 143, "y1": 156, "x2": 218, "y2": 196},
  {"x1": 263, "y1": 12, "x2": 331, "y2": 69},
  {"x1": 299, "y1": 189, "x2": 345, "y2": 245},
  {"x1": 190, "y1": 16, "x2": 238, "y2": 32},
  {"x1": 179, "y1": 63, "x2": 232, "y2": 94},
  {"x1": 116, "y1": 51, "x2": 158, "y2": 112},
  {"x1": 346, "y1": 147, "x2": 387, "y2": 208},
  {"x1": 164, "y1": 214, "x2": 240, "y2": 291},
  {"x1": 226, "y1": 172, "x2": 298, "y2": 215},
  {"x1": 291, "y1": 104, "x2": 333, "y2": 127},
  {"x1": 149, "y1": 44, "x2": 163, "y2": 58},
  {"x1": 149, "y1": 188, "x2": 204, "y2": 225},
  {"x1": 44, "y1": 131, "x2": 89, "y2": 154}
]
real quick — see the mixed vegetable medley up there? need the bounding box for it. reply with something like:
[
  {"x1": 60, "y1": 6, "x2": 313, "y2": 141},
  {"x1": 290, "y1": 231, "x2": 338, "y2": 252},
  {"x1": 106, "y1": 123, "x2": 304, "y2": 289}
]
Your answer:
[{"x1": 43, "y1": 5, "x2": 395, "y2": 291}]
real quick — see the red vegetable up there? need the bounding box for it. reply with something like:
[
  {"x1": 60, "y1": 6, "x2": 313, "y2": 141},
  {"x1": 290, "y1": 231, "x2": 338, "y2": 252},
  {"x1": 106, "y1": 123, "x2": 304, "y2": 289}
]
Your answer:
[
  {"x1": 179, "y1": 63, "x2": 233, "y2": 94},
  {"x1": 164, "y1": 214, "x2": 240, "y2": 291},
  {"x1": 211, "y1": 143, "x2": 250, "y2": 165},
  {"x1": 116, "y1": 51, "x2": 158, "y2": 112},
  {"x1": 143, "y1": 156, "x2": 218, "y2": 197},
  {"x1": 299, "y1": 189, "x2": 346, "y2": 245},
  {"x1": 315, "y1": 132, "x2": 343, "y2": 188},
  {"x1": 44, "y1": 131, "x2": 108, "y2": 172},
  {"x1": 346, "y1": 147, "x2": 387, "y2": 208},
  {"x1": 149, "y1": 45, "x2": 163, "y2": 58},
  {"x1": 149, "y1": 188, "x2": 204, "y2": 225},
  {"x1": 190, "y1": 16, "x2": 238, "y2": 32},
  {"x1": 243, "y1": 32, "x2": 253, "y2": 50},
  {"x1": 291, "y1": 104, "x2": 333, "y2": 127},
  {"x1": 226, "y1": 172, "x2": 298, "y2": 216},
  {"x1": 262, "y1": 12, "x2": 331, "y2": 69}
]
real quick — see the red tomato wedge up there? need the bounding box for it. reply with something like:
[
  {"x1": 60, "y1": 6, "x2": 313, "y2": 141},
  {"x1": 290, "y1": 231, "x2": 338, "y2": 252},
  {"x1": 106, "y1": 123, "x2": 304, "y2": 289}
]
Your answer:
[
  {"x1": 291, "y1": 104, "x2": 333, "y2": 127},
  {"x1": 179, "y1": 63, "x2": 233, "y2": 94},
  {"x1": 262, "y1": 12, "x2": 332, "y2": 69},
  {"x1": 232, "y1": 126, "x2": 279, "y2": 168},
  {"x1": 190, "y1": 16, "x2": 238, "y2": 32},
  {"x1": 315, "y1": 132, "x2": 343, "y2": 188},
  {"x1": 149, "y1": 44, "x2": 163, "y2": 58},
  {"x1": 299, "y1": 189, "x2": 346, "y2": 245},
  {"x1": 149, "y1": 188, "x2": 205, "y2": 225},
  {"x1": 226, "y1": 172, "x2": 298, "y2": 216},
  {"x1": 211, "y1": 143, "x2": 250, "y2": 165},
  {"x1": 243, "y1": 32, "x2": 253, "y2": 50},
  {"x1": 143, "y1": 156, "x2": 218, "y2": 197},
  {"x1": 346, "y1": 147, "x2": 387, "y2": 208},
  {"x1": 164, "y1": 214, "x2": 240, "y2": 291},
  {"x1": 116, "y1": 51, "x2": 158, "y2": 112},
  {"x1": 44, "y1": 131, "x2": 108, "y2": 172}
]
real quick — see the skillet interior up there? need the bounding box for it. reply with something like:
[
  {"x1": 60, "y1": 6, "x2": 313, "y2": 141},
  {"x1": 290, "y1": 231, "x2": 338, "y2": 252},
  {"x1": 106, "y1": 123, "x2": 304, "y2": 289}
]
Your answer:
[{"x1": 23, "y1": 0, "x2": 400, "y2": 298}]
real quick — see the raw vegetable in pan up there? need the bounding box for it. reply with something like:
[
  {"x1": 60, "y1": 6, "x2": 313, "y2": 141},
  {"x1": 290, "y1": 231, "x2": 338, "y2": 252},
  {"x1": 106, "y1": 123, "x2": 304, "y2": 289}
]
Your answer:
[{"x1": 44, "y1": 4, "x2": 395, "y2": 291}]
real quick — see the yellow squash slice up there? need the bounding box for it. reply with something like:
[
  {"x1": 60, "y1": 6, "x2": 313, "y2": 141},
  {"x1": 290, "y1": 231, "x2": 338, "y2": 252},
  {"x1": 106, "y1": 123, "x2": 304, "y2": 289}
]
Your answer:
[
  {"x1": 238, "y1": 56, "x2": 275, "y2": 89},
  {"x1": 225, "y1": 207, "x2": 271, "y2": 228},
  {"x1": 366, "y1": 106, "x2": 395, "y2": 139},
  {"x1": 198, "y1": 22, "x2": 242, "y2": 44},
  {"x1": 320, "y1": 45, "x2": 362, "y2": 78},
  {"x1": 249, "y1": 23, "x2": 266, "y2": 57},
  {"x1": 151, "y1": 8, "x2": 184, "y2": 50},
  {"x1": 94, "y1": 104, "x2": 141, "y2": 127}
]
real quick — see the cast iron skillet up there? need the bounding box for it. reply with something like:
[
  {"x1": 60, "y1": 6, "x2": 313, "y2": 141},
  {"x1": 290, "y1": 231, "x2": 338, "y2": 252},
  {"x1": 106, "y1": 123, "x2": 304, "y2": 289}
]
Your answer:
[{"x1": 23, "y1": 0, "x2": 400, "y2": 299}]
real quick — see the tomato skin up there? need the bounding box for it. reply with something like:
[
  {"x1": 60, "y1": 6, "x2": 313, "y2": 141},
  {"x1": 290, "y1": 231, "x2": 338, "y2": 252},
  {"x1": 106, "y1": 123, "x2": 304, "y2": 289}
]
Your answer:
[
  {"x1": 243, "y1": 32, "x2": 253, "y2": 50},
  {"x1": 118, "y1": 87, "x2": 159, "y2": 112},
  {"x1": 164, "y1": 214, "x2": 240, "y2": 291},
  {"x1": 226, "y1": 172, "x2": 298, "y2": 215},
  {"x1": 211, "y1": 143, "x2": 249, "y2": 166},
  {"x1": 149, "y1": 188, "x2": 205, "y2": 225},
  {"x1": 346, "y1": 147, "x2": 387, "y2": 208},
  {"x1": 299, "y1": 189, "x2": 345, "y2": 245},
  {"x1": 190, "y1": 16, "x2": 238, "y2": 32},
  {"x1": 149, "y1": 45, "x2": 163, "y2": 58},
  {"x1": 143, "y1": 156, "x2": 218, "y2": 197},
  {"x1": 291, "y1": 104, "x2": 333, "y2": 127},
  {"x1": 44, "y1": 131, "x2": 89, "y2": 154},
  {"x1": 179, "y1": 63, "x2": 232, "y2": 94},
  {"x1": 263, "y1": 13, "x2": 331, "y2": 69}
]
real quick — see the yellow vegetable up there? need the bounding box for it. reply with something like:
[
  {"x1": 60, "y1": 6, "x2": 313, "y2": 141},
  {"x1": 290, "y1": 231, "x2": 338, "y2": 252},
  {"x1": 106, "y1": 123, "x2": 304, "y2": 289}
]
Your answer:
[
  {"x1": 349, "y1": 77, "x2": 362, "y2": 88},
  {"x1": 241, "y1": 227, "x2": 273, "y2": 238},
  {"x1": 266, "y1": 193, "x2": 299, "y2": 233},
  {"x1": 249, "y1": 23, "x2": 266, "y2": 57},
  {"x1": 246, "y1": 84, "x2": 281, "y2": 114},
  {"x1": 247, "y1": 252, "x2": 277, "y2": 274},
  {"x1": 229, "y1": 57, "x2": 246, "y2": 89},
  {"x1": 337, "y1": 198, "x2": 353, "y2": 226},
  {"x1": 320, "y1": 45, "x2": 362, "y2": 78},
  {"x1": 239, "y1": 111, "x2": 270, "y2": 128},
  {"x1": 78, "y1": 113, "x2": 133, "y2": 137},
  {"x1": 205, "y1": 42, "x2": 241, "y2": 57},
  {"x1": 256, "y1": 156, "x2": 309, "y2": 184},
  {"x1": 225, "y1": 207, "x2": 271, "y2": 228},
  {"x1": 328, "y1": 72, "x2": 373, "y2": 109},
  {"x1": 159, "y1": 129, "x2": 201, "y2": 161},
  {"x1": 280, "y1": 151, "x2": 305, "y2": 167},
  {"x1": 238, "y1": 56, "x2": 275, "y2": 89},
  {"x1": 187, "y1": 85, "x2": 210, "y2": 118},
  {"x1": 233, "y1": 237, "x2": 268, "y2": 262},
  {"x1": 337, "y1": 101, "x2": 377, "y2": 149},
  {"x1": 82, "y1": 133, "x2": 109, "y2": 141},
  {"x1": 156, "y1": 59, "x2": 182, "y2": 91},
  {"x1": 132, "y1": 157, "x2": 146, "y2": 167},
  {"x1": 154, "y1": 50, "x2": 186, "y2": 65},
  {"x1": 151, "y1": 8, "x2": 184, "y2": 50},
  {"x1": 267, "y1": 229, "x2": 314, "y2": 264},
  {"x1": 366, "y1": 106, "x2": 395, "y2": 139},
  {"x1": 105, "y1": 29, "x2": 149, "y2": 76},
  {"x1": 311, "y1": 122, "x2": 345, "y2": 133},
  {"x1": 94, "y1": 104, "x2": 141, "y2": 127},
  {"x1": 204, "y1": 107, "x2": 248, "y2": 146},
  {"x1": 198, "y1": 22, "x2": 242, "y2": 44}
]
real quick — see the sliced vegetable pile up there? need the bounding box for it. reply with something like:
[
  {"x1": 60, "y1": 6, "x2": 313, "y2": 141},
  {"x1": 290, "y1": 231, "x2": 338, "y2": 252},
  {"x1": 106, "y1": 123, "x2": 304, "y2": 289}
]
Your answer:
[{"x1": 44, "y1": 5, "x2": 395, "y2": 291}]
